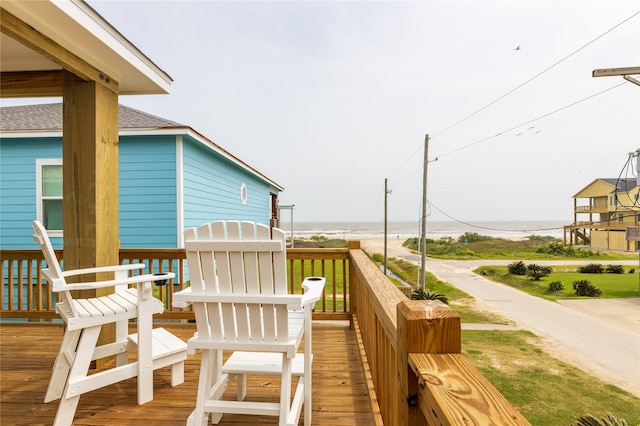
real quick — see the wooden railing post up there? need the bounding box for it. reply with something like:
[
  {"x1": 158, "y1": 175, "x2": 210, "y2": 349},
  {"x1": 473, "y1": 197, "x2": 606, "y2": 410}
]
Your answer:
[
  {"x1": 347, "y1": 240, "x2": 360, "y2": 328},
  {"x1": 397, "y1": 299, "x2": 461, "y2": 425}
]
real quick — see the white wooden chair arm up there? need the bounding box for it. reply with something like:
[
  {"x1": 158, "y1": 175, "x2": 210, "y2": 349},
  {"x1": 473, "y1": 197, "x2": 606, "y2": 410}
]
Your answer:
[
  {"x1": 172, "y1": 288, "x2": 301, "y2": 307},
  {"x1": 300, "y1": 277, "x2": 325, "y2": 306},
  {"x1": 60, "y1": 263, "x2": 146, "y2": 278},
  {"x1": 51, "y1": 272, "x2": 175, "y2": 292}
]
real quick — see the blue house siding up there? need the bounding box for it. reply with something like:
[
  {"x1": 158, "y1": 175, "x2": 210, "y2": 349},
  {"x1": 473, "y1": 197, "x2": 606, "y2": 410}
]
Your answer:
[
  {"x1": 2, "y1": 104, "x2": 283, "y2": 313},
  {"x1": 119, "y1": 135, "x2": 178, "y2": 248},
  {"x1": 182, "y1": 138, "x2": 272, "y2": 231},
  {"x1": 0, "y1": 138, "x2": 63, "y2": 248}
]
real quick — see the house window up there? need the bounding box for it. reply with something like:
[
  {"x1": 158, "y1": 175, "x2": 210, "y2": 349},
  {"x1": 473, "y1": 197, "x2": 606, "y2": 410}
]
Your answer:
[
  {"x1": 36, "y1": 159, "x2": 63, "y2": 236},
  {"x1": 618, "y1": 214, "x2": 624, "y2": 223}
]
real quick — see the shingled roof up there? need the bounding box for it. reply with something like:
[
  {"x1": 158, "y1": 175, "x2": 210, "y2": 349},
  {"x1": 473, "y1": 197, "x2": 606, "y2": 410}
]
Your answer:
[
  {"x1": 600, "y1": 178, "x2": 638, "y2": 193},
  {"x1": 0, "y1": 103, "x2": 185, "y2": 132}
]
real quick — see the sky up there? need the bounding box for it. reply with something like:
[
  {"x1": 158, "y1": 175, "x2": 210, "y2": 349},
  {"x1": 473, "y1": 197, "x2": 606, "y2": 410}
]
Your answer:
[{"x1": 5, "y1": 1, "x2": 640, "y2": 225}]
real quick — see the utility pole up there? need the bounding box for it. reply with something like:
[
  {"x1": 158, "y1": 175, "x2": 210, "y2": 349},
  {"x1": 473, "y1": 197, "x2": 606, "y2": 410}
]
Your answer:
[
  {"x1": 384, "y1": 178, "x2": 389, "y2": 275},
  {"x1": 419, "y1": 135, "x2": 429, "y2": 291}
]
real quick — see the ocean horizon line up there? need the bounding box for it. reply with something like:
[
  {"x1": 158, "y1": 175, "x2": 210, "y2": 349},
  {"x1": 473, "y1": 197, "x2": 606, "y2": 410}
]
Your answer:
[{"x1": 280, "y1": 220, "x2": 568, "y2": 240}]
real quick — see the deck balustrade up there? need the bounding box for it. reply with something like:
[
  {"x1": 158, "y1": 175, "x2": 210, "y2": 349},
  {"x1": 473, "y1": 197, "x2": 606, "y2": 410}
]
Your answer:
[{"x1": 2, "y1": 243, "x2": 529, "y2": 425}]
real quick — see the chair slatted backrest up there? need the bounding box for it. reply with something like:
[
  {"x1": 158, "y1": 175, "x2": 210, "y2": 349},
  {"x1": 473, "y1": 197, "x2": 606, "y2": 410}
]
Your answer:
[
  {"x1": 32, "y1": 220, "x2": 77, "y2": 317},
  {"x1": 184, "y1": 221, "x2": 291, "y2": 344}
]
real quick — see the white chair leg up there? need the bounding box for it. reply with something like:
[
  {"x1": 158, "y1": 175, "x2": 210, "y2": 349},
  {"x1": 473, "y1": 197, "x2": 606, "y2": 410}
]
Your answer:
[
  {"x1": 210, "y1": 349, "x2": 224, "y2": 424},
  {"x1": 304, "y1": 354, "x2": 311, "y2": 426},
  {"x1": 279, "y1": 355, "x2": 293, "y2": 426},
  {"x1": 171, "y1": 360, "x2": 185, "y2": 387},
  {"x1": 137, "y1": 290, "x2": 154, "y2": 405},
  {"x1": 194, "y1": 350, "x2": 214, "y2": 426},
  {"x1": 114, "y1": 319, "x2": 129, "y2": 367},
  {"x1": 304, "y1": 308, "x2": 313, "y2": 426},
  {"x1": 237, "y1": 373, "x2": 247, "y2": 401},
  {"x1": 53, "y1": 325, "x2": 101, "y2": 426},
  {"x1": 45, "y1": 328, "x2": 80, "y2": 403}
]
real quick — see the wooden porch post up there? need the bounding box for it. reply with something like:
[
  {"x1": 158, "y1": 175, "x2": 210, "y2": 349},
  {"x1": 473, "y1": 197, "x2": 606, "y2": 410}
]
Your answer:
[
  {"x1": 63, "y1": 71, "x2": 119, "y2": 360},
  {"x1": 347, "y1": 240, "x2": 361, "y2": 328},
  {"x1": 397, "y1": 299, "x2": 461, "y2": 425}
]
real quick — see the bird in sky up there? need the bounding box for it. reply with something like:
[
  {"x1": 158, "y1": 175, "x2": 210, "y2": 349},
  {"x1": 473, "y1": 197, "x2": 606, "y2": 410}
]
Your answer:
[{"x1": 514, "y1": 45, "x2": 521, "y2": 51}]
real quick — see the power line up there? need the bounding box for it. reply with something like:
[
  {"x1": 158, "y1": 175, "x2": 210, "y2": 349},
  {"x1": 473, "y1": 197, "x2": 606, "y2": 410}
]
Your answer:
[
  {"x1": 434, "y1": 81, "x2": 628, "y2": 159},
  {"x1": 388, "y1": 80, "x2": 628, "y2": 195},
  {"x1": 385, "y1": 9, "x2": 639, "y2": 182},
  {"x1": 428, "y1": 201, "x2": 565, "y2": 234},
  {"x1": 431, "y1": 10, "x2": 640, "y2": 140}
]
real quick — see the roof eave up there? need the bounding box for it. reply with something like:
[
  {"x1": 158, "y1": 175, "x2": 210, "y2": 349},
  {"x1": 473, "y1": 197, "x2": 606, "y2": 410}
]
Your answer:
[{"x1": 1, "y1": 0, "x2": 172, "y2": 95}]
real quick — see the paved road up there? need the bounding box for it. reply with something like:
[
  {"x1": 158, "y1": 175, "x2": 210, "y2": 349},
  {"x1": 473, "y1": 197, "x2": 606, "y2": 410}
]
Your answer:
[{"x1": 360, "y1": 240, "x2": 640, "y2": 396}]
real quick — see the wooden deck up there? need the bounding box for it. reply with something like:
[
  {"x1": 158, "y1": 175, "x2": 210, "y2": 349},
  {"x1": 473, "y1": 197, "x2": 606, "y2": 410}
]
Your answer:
[{"x1": 1, "y1": 321, "x2": 374, "y2": 426}]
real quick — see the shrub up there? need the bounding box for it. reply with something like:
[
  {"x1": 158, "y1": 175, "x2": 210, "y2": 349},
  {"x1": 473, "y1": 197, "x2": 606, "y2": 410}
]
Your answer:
[
  {"x1": 458, "y1": 232, "x2": 492, "y2": 243},
  {"x1": 573, "y1": 412, "x2": 628, "y2": 426},
  {"x1": 577, "y1": 264, "x2": 604, "y2": 274},
  {"x1": 573, "y1": 280, "x2": 602, "y2": 297},
  {"x1": 548, "y1": 281, "x2": 564, "y2": 291},
  {"x1": 536, "y1": 242, "x2": 598, "y2": 258},
  {"x1": 629, "y1": 268, "x2": 635, "y2": 274},
  {"x1": 411, "y1": 289, "x2": 449, "y2": 304},
  {"x1": 526, "y1": 264, "x2": 552, "y2": 281},
  {"x1": 605, "y1": 264, "x2": 624, "y2": 274},
  {"x1": 507, "y1": 261, "x2": 527, "y2": 275}
]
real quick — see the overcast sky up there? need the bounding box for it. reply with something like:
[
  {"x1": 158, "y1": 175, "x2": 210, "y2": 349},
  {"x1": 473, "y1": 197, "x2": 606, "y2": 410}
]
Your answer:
[{"x1": 8, "y1": 1, "x2": 640, "y2": 224}]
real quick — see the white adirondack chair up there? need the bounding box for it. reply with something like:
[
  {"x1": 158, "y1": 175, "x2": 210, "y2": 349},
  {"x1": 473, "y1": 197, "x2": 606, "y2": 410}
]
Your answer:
[
  {"x1": 32, "y1": 220, "x2": 188, "y2": 426},
  {"x1": 173, "y1": 221, "x2": 325, "y2": 426}
]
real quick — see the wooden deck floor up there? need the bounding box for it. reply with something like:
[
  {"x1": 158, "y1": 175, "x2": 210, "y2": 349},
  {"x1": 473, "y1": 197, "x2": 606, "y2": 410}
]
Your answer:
[{"x1": 1, "y1": 321, "x2": 374, "y2": 426}]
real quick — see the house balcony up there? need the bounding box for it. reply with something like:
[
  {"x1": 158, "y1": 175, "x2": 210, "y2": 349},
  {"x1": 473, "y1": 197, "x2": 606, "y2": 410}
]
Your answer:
[
  {"x1": 575, "y1": 205, "x2": 609, "y2": 214},
  {"x1": 1, "y1": 243, "x2": 529, "y2": 425}
]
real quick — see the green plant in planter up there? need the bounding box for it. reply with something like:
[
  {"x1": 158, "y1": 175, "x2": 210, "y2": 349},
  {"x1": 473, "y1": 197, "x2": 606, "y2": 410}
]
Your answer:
[
  {"x1": 573, "y1": 412, "x2": 628, "y2": 426},
  {"x1": 411, "y1": 289, "x2": 449, "y2": 304}
]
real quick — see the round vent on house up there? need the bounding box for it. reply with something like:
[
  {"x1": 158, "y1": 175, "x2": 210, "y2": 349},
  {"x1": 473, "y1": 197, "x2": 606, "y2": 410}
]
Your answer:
[{"x1": 240, "y1": 183, "x2": 248, "y2": 205}]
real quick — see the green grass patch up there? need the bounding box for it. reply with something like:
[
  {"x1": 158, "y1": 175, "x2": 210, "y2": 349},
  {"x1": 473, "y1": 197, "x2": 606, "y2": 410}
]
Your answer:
[
  {"x1": 475, "y1": 265, "x2": 640, "y2": 301},
  {"x1": 382, "y1": 256, "x2": 511, "y2": 324},
  {"x1": 462, "y1": 330, "x2": 640, "y2": 425},
  {"x1": 403, "y1": 235, "x2": 636, "y2": 260}
]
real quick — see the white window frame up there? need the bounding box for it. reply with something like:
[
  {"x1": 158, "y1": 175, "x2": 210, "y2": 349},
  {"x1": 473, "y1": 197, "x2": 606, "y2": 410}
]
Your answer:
[{"x1": 36, "y1": 158, "x2": 63, "y2": 238}]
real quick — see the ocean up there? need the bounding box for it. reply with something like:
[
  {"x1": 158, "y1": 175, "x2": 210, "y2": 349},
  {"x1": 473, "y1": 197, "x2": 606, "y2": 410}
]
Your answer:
[{"x1": 279, "y1": 221, "x2": 567, "y2": 241}]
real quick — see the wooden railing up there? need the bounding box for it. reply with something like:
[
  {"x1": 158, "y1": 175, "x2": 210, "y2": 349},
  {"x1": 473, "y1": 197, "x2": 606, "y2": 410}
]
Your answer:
[
  {"x1": 348, "y1": 241, "x2": 530, "y2": 425},
  {"x1": 567, "y1": 221, "x2": 630, "y2": 231},
  {"x1": 1, "y1": 247, "x2": 350, "y2": 320},
  {"x1": 575, "y1": 205, "x2": 608, "y2": 213},
  {"x1": 3, "y1": 243, "x2": 529, "y2": 424}
]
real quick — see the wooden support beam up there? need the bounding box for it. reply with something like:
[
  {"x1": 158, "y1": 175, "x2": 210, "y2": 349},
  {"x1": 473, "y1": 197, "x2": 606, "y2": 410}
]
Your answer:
[
  {"x1": 1, "y1": 8, "x2": 119, "y2": 95},
  {"x1": 0, "y1": 70, "x2": 64, "y2": 97},
  {"x1": 592, "y1": 66, "x2": 640, "y2": 77},
  {"x1": 397, "y1": 299, "x2": 461, "y2": 425},
  {"x1": 63, "y1": 70, "x2": 120, "y2": 366}
]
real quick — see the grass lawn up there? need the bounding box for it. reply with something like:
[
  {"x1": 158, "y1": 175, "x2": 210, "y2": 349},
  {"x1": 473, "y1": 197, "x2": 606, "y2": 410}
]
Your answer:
[
  {"x1": 403, "y1": 235, "x2": 637, "y2": 261},
  {"x1": 383, "y1": 255, "x2": 512, "y2": 324},
  {"x1": 364, "y1": 249, "x2": 640, "y2": 425},
  {"x1": 475, "y1": 264, "x2": 640, "y2": 301},
  {"x1": 462, "y1": 330, "x2": 640, "y2": 425}
]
